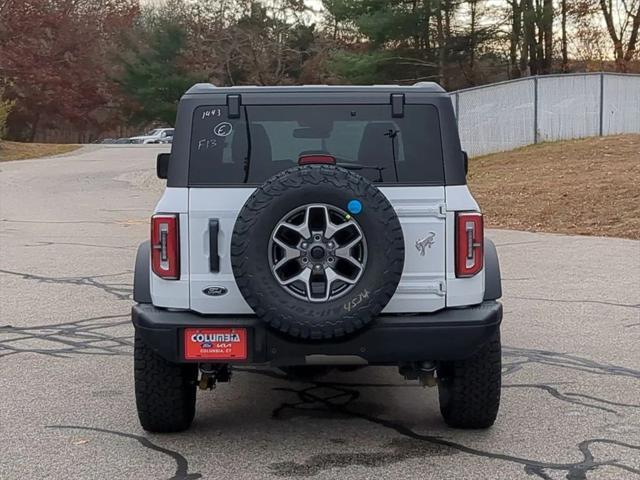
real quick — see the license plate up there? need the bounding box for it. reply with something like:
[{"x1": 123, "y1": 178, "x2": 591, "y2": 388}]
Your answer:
[{"x1": 184, "y1": 328, "x2": 247, "y2": 360}]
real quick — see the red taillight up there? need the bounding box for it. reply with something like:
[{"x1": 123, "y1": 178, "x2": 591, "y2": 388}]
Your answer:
[
  {"x1": 151, "y1": 214, "x2": 180, "y2": 280},
  {"x1": 298, "y1": 154, "x2": 336, "y2": 165},
  {"x1": 455, "y1": 212, "x2": 483, "y2": 278}
]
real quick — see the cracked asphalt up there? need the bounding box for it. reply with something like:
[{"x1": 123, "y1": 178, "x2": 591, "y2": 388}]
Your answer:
[{"x1": 1, "y1": 145, "x2": 639, "y2": 480}]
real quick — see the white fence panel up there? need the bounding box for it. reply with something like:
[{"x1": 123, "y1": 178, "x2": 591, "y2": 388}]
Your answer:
[
  {"x1": 456, "y1": 79, "x2": 535, "y2": 157},
  {"x1": 537, "y1": 75, "x2": 600, "y2": 142},
  {"x1": 451, "y1": 73, "x2": 640, "y2": 157},
  {"x1": 603, "y1": 74, "x2": 640, "y2": 135}
]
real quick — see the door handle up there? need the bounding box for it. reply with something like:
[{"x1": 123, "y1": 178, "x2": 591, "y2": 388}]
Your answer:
[{"x1": 209, "y1": 219, "x2": 220, "y2": 272}]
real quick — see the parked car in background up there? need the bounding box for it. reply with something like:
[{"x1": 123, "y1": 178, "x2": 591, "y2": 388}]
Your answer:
[
  {"x1": 98, "y1": 137, "x2": 134, "y2": 144},
  {"x1": 129, "y1": 128, "x2": 174, "y2": 144}
]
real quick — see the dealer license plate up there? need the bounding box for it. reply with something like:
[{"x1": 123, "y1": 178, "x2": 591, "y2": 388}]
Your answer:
[{"x1": 184, "y1": 328, "x2": 247, "y2": 360}]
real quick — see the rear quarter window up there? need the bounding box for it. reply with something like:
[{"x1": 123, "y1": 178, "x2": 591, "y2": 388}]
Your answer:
[{"x1": 188, "y1": 104, "x2": 444, "y2": 186}]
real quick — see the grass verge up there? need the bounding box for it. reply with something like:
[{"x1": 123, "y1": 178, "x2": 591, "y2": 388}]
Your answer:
[
  {"x1": 469, "y1": 134, "x2": 640, "y2": 240},
  {"x1": 0, "y1": 141, "x2": 81, "y2": 161}
]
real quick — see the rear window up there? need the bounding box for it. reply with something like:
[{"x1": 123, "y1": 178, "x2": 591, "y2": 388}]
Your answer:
[{"x1": 188, "y1": 104, "x2": 444, "y2": 185}]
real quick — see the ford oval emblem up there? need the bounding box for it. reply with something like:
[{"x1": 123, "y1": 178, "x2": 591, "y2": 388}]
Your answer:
[{"x1": 203, "y1": 286, "x2": 228, "y2": 297}]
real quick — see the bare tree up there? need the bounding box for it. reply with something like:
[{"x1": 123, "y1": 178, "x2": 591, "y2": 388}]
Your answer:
[
  {"x1": 598, "y1": 0, "x2": 640, "y2": 71},
  {"x1": 542, "y1": 0, "x2": 553, "y2": 73},
  {"x1": 561, "y1": 0, "x2": 569, "y2": 71},
  {"x1": 509, "y1": 0, "x2": 523, "y2": 78},
  {"x1": 521, "y1": 0, "x2": 535, "y2": 75}
]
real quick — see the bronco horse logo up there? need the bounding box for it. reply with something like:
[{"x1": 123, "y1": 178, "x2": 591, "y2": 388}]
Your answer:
[{"x1": 415, "y1": 232, "x2": 436, "y2": 256}]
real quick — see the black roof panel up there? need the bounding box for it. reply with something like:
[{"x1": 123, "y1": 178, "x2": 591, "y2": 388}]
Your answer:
[{"x1": 184, "y1": 82, "x2": 447, "y2": 96}]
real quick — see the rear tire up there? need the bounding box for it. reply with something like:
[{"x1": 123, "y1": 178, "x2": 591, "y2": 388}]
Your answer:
[
  {"x1": 437, "y1": 331, "x2": 501, "y2": 429},
  {"x1": 134, "y1": 332, "x2": 198, "y2": 433}
]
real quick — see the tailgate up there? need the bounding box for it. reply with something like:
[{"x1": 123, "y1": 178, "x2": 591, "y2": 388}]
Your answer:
[{"x1": 189, "y1": 186, "x2": 447, "y2": 315}]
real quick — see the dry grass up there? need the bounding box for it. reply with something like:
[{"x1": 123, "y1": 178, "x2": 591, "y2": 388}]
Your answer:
[
  {"x1": 0, "y1": 141, "x2": 80, "y2": 161},
  {"x1": 468, "y1": 135, "x2": 640, "y2": 240}
]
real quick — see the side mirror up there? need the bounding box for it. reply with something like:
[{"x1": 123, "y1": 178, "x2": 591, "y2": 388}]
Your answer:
[
  {"x1": 462, "y1": 151, "x2": 469, "y2": 176},
  {"x1": 157, "y1": 153, "x2": 170, "y2": 179}
]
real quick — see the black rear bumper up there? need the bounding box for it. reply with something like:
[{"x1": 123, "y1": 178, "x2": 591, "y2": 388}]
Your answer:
[{"x1": 132, "y1": 301, "x2": 502, "y2": 366}]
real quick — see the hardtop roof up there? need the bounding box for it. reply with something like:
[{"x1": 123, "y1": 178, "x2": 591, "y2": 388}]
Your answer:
[{"x1": 184, "y1": 82, "x2": 447, "y2": 96}]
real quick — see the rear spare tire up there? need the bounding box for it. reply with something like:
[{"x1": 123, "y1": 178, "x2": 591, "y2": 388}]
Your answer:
[{"x1": 231, "y1": 165, "x2": 404, "y2": 340}]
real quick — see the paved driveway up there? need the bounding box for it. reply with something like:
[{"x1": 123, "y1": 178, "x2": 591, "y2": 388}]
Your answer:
[{"x1": 1, "y1": 146, "x2": 639, "y2": 479}]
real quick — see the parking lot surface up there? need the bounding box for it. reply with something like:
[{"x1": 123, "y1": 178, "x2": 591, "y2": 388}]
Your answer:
[{"x1": 1, "y1": 146, "x2": 639, "y2": 479}]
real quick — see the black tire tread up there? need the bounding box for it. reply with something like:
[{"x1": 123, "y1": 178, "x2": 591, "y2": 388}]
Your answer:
[
  {"x1": 437, "y1": 332, "x2": 501, "y2": 429},
  {"x1": 134, "y1": 332, "x2": 197, "y2": 433}
]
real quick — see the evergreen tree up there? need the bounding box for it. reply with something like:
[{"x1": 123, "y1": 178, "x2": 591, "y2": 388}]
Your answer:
[{"x1": 117, "y1": 22, "x2": 205, "y2": 126}]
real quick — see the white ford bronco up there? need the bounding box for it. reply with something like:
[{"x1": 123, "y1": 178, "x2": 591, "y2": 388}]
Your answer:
[{"x1": 132, "y1": 83, "x2": 503, "y2": 432}]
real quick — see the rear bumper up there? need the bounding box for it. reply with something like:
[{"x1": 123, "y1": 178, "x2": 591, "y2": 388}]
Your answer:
[{"x1": 132, "y1": 301, "x2": 502, "y2": 366}]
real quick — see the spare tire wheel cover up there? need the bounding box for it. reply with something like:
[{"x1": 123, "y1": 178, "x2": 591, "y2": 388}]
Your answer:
[{"x1": 231, "y1": 165, "x2": 404, "y2": 340}]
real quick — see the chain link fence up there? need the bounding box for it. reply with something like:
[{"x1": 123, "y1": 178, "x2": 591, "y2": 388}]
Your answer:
[{"x1": 450, "y1": 73, "x2": 640, "y2": 157}]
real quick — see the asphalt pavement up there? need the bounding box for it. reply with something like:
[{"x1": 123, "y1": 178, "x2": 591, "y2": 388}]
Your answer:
[{"x1": 0, "y1": 145, "x2": 639, "y2": 479}]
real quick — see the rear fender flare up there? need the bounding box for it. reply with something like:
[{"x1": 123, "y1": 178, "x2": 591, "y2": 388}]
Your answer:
[
  {"x1": 483, "y1": 238, "x2": 502, "y2": 300},
  {"x1": 134, "y1": 241, "x2": 152, "y2": 304}
]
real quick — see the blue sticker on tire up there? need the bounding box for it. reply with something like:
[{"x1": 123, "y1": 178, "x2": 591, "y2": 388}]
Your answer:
[{"x1": 347, "y1": 199, "x2": 362, "y2": 215}]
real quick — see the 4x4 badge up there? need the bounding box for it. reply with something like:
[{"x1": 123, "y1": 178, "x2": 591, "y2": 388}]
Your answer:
[
  {"x1": 203, "y1": 286, "x2": 228, "y2": 297},
  {"x1": 415, "y1": 233, "x2": 436, "y2": 256}
]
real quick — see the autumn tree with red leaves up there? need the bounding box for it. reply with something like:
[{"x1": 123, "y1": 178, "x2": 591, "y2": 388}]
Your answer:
[{"x1": 0, "y1": 0, "x2": 139, "y2": 141}]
